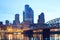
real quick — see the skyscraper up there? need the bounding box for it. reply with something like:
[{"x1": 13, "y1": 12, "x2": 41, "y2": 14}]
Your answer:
[
  {"x1": 23, "y1": 5, "x2": 34, "y2": 24},
  {"x1": 13, "y1": 14, "x2": 20, "y2": 26},
  {"x1": 5, "y1": 20, "x2": 9, "y2": 26},
  {"x1": 38, "y1": 12, "x2": 45, "y2": 24}
]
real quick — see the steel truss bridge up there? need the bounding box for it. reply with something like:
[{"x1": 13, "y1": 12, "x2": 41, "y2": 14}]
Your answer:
[{"x1": 23, "y1": 17, "x2": 60, "y2": 34}]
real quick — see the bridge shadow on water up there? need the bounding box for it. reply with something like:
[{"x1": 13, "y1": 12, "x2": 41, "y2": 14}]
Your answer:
[
  {"x1": 23, "y1": 29, "x2": 50, "y2": 40},
  {"x1": 23, "y1": 28, "x2": 60, "y2": 40}
]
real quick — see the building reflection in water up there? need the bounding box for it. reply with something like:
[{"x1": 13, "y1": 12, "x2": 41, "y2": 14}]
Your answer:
[
  {"x1": 0, "y1": 32, "x2": 23, "y2": 40},
  {"x1": 0, "y1": 32, "x2": 43, "y2": 40},
  {"x1": 6, "y1": 33, "x2": 24, "y2": 40},
  {"x1": 1, "y1": 32, "x2": 60, "y2": 40},
  {"x1": 50, "y1": 34, "x2": 60, "y2": 40},
  {"x1": 1, "y1": 28, "x2": 60, "y2": 40},
  {"x1": 33, "y1": 34, "x2": 43, "y2": 40}
]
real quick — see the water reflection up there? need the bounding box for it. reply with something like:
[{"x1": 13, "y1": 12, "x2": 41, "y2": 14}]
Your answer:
[
  {"x1": 50, "y1": 34, "x2": 60, "y2": 40},
  {"x1": 0, "y1": 32, "x2": 43, "y2": 40},
  {"x1": 0, "y1": 32, "x2": 60, "y2": 40},
  {"x1": 33, "y1": 34, "x2": 43, "y2": 40},
  {"x1": 0, "y1": 32, "x2": 24, "y2": 40}
]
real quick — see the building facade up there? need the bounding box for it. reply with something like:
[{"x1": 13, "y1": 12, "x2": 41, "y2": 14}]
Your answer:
[
  {"x1": 13, "y1": 14, "x2": 20, "y2": 26},
  {"x1": 5, "y1": 20, "x2": 9, "y2": 26},
  {"x1": 23, "y1": 5, "x2": 34, "y2": 24},
  {"x1": 38, "y1": 12, "x2": 45, "y2": 25}
]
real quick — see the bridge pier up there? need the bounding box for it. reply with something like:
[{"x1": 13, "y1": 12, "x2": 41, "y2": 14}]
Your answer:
[
  {"x1": 43, "y1": 28, "x2": 50, "y2": 40},
  {"x1": 23, "y1": 28, "x2": 50, "y2": 40},
  {"x1": 23, "y1": 30, "x2": 33, "y2": 40}
]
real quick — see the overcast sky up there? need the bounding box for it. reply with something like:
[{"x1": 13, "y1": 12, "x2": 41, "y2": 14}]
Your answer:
[{"x1": 0, "y1": 0, "x2": 60, "y2": 24}]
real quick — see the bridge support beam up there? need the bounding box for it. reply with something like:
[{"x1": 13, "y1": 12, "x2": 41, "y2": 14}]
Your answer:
[
  {"x1": 43, "y1": 28, "x2": 50, "y2": 40},
  {"x1": 23, "y1": 30, "x2": 33, "y2": 40}
]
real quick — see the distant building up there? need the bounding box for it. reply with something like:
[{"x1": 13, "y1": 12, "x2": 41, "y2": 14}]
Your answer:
[
  {"x1": 15, "y1": 14, "x2": 20, "y2": 24},
  {"x1": 13, "y1": 14, "x2": 20, "y2": 27},
  {"x1": 13, "y1": 20, "x2": 16, "y2": 25},
  {"x1": 5, "y1": 20, "x2": 9, "y2": 26},
  {"x1": 0, "y1": 22, "x2": 7, "y2": 30},
  {"x1": 38, "y1": 12, "x2": 45, "y2": 25},
  {"x1": 23, "y1": 5, "x2": 34, "y2": 24},
  {"x1": 0, "y1": 22, "x2": 3, "y2": 25},
  {"x1": 1, "y1": 25, "x2": 7, "y2": 30}
]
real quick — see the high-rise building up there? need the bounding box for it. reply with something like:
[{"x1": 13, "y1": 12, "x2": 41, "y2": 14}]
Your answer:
[
  {"x1": 15, "y1": 14, "x2": 20, "y2": 22},
  {"x1": 5, "y1": 20, "x2": 9, "y2": 26},
  {"x1": 13, "y1": 20, "x2": 16, "y2": 25},
  {"x1": 38, "y1": 12, "x2": 45, "y2": 24},
  {"x1": 13, "y1": 14, "x2": 20, "y2": 26},
  {"x1": 23, "y1": 5, "x2": 34, "y2": 24}
]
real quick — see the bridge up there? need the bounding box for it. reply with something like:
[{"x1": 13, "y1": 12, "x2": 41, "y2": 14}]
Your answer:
[{"x1": 22, "y1": 17, "x2": 60, "y2": 40}]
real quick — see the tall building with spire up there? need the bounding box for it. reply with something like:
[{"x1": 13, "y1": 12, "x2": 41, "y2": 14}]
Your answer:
[{"x1": 23, "y1": 5, "x2": 34, "y2": 24}]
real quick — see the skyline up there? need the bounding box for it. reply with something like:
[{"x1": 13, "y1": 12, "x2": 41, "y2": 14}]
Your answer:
[{"x1": 0, "y1": 0, "x2": 60, "y2": 24}]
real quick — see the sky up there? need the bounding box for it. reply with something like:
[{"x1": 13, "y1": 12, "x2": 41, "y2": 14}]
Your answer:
[{"x1": 0, "y1": 0, "x2": 60, "y2": 24}]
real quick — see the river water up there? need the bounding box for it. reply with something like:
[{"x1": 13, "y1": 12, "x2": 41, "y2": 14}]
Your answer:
[{"x1": 0, "y1": 32, "x2": 60, "y2": 40}]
